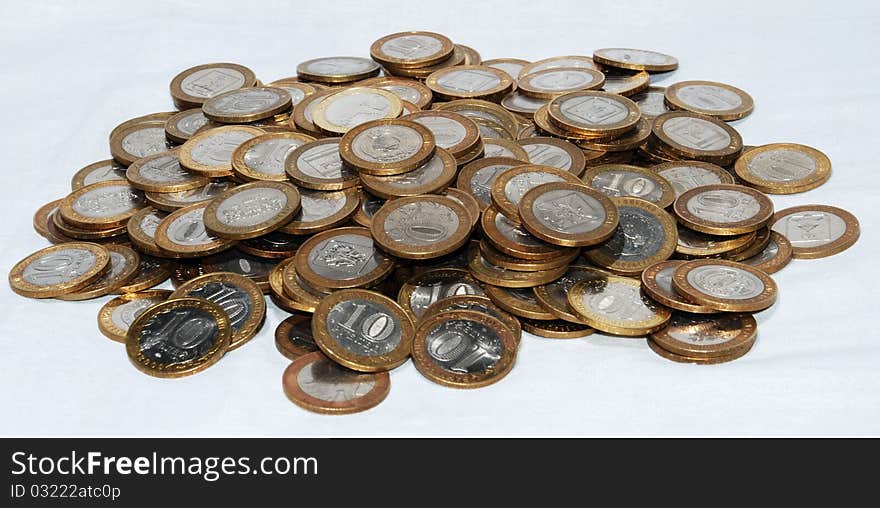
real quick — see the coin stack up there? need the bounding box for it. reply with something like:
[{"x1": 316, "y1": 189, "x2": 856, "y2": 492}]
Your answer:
[{"x1": 9, "y1": 33, "x2": 861, "y2": 415}]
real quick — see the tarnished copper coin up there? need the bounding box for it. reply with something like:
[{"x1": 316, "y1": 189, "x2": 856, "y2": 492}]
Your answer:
[
  {"x1": 292, "y1": 226, "x2": 395, "y2": 291},
  {"x1": 518, "y1": 182, "x2": 619, "y2": 247},
  {"x1": 674, "y1": 184, "x2": 774, "y2": 236},
  {"x1": 672, "y1": 259, "x2": 778, "y2": 313},
  {"x1": 282, "y1": 351, "x2": 391, "y2": 415},
  {"x1": 203, "y1": 181, "x2": 301, "y2": 240},
  {"x1": 770, "y1": 204, "x2": 860, "y2": 259}
]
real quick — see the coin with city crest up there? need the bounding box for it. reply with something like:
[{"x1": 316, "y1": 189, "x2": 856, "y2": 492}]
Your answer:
[
  {"x1": 282, "y1": 351, "x2": 391, "y2": 415},
  {"x1": 422, "y1": 295, "x2": 522, "y2": 343},
  {"x1": 740, "y1": 231, "x2": 792, "y2": 273},
  {"x1": 312, "y1": 289, "x2": 414, "y2": 372},
  {"x1": 483, "y1": 285, "x2": 558, "y2": 320},
  {"x1": 71, "y1": 159, "x2": 127, "y2": 191},
  {"x1": 518, "y1": 67, "x2": 605, "y2": 99},
  {"x1": 518, "y1": 137, "x2": 587, "y2": 176},
  {"x1": 203, "y1": 181, "x2": 301, "y2": 240},
  {"x1": 171, "y1": 272, "x2": 266, "y2": 350},
  {"x1": 154, "y1": 202, "x2": 236, "y2": 257},
  {"x1": 356, "y1": 76, "x2": 433, "y2": 108},
  {"x1": 59, "y1": 181, "x2": 145, "y2": 230},
  {"x1": 652, "y1": 111, "x2": 743, "y2": 163},
  {"x1": 339, "y1": 118, "x2": 435, "y2": 175},
  {"x1": 370, "y1": 31, "x2": 455, "y2": 68},
  {"x1": 312, "y1": 87, "x2": 403, "y2": 135},
  {"x1": 397, "y1": 268, "x2": 485, "y2": 319},
  {"x1": 517, "y1": 181, "x2": 619, "y2": 248},
  {"x1": 664, "y1": 80, "x2": 754, "y2": 121},
  {"x1": 291, "y1": 89, "x2": 338, "y2": 134},
  {"x1": 649, "y1": 312, "x2": 757, "y2": 360},
  {"x1": 126, "y1": 149, "x2": 209, "y2": 192},
  {"x1": 568, "y1": 274, "x2": 671, "y2": 336},
  {"x1": 490, "y1": 164, "x2": 583, "y2": 222},
  {"x1": 231, "y1": 132, "x2": 316, "y2": 182},
  {"x1": 583, "y1": 196, "x2": 677, "y2": 275},
  {"x1": 581, "y1": 164, "x2": 675, "y2": 208},
  {"x1": 274, "y1": 315, "x2": 320, "y2": 361},
  {"x1": 126, "y1": 297, "x2": 231, "y2": 378},
  {"x1": 145, "y1": 180, "x2": 235, "y2": 212},
  {"x1": 456, "y1": 157, "x2": 525, "y2": 211},
  {"x1": 734, "y1": 143, "x2": 831, "y2": 194},
  {"x1": 651, "y1": 161, "x2": 735, "y2": 198},
  {"x1": 593, "y1": 48, "x2": 679, "y2": 72},
  {"x1": 109, "y1": 118, "x2": 176, "y2": 166},
  {"x1": 284, "y1": 138, "x2": 359, "y2": 190},
  {"x1": 360, "y1": 147, "x2": 456, "y2": 199},
  {"x1": 178, "y1": 125, "x2": 265, "y2": 177},
  {"x1": 297, "y1": 57, "x2": 381, "y2": 84},
  {"x1": 769, "y1": 204, "x2": 859, "y2": 259},
  {"x1": 292, "y1": 226, "x2": 395, "y2": 291},
  {"x1": 165, "y1": 109, "x2": 210, "y2": 144},
  {"x1": 547, "y1": 91, "x2": 642, "y2": 137},
  {"x1": 426, "y1": 65, "x2": 516, "y2": 102},
  {"x1": 674, "y1": 184, "x2": 774, "y2": 235},
  {"x1": 169, "y1": 62, "x2": 256, "y2": 109},
  {"x1": 405, "y1": 110, "x2": 481, "y2": 158},
  {"x1": 278, "y1": 187, "x2": 360, "y2": 235},
  {"x1": 412, "y1": 310, "x2": 517, "y2": 389},
  {"x1": 57, "y1": 244, "x2": 140, "y2": 301},
  {"x1": 672, "y1": 259, "x2": 778, "y2": 312},
  {"x1": 98, "y1": 289, "x2": 173, "y2": 343},
  {"x1": 9, "y1": 242, "x2": 111, "y2": 298},
  {"x1": 371, "y1": 195, "x2": 473, "y2": 259},
  {"x1": 640, "y1": 260, "x2": 717, "y2": 313}
]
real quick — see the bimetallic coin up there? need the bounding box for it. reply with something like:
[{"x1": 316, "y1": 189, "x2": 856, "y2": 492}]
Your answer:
[
  {"x1": 9, "y1": 243, "x2": 110, "y2": 298},
  {"x1": 519, "y1": 137, "x2": 587, "y2": 176},
  {"x1": 647, "y1": 335, "x2": 754, "y2": 364},
  {"x1": 284, "y1": 138, "x2": 357, "y2": 190},
  {"x1": 371, "y1": 195, "x2": 472, "y2": 259},
  {"x1": 49, "y1": 211, "x2": 127, "y2": 241},
  {"x1": 71, "y1": 159, "x2": 127, "y2": 191},
  {"x1": 568, "y1": 275, "x2": 671, "y2": 336},
  {"x1": 674, "y1": 184, "x2": 774, "y2": 235},
  {"x1": 518, "y1": 182, "x2": 619, "y2": 247},
  {"x1": 282, "y1": 352, "x2": 391, "y2": 414},
  {"x1": 500, "y1": 91, "x2": 548, "y2": 116},
  {"x1": 479, "y1": 239, "x2": 578, "y2": 271},
  {"x1": 593, "y1": 48, "x2": 678, "y2": 72},
  {"x1": 98, "y1": 290, "x2": 172, "y2": 343},
  {"x1": 547, "y1": 91, "x2": 641, "y2": 137},
  {"x1": 652, "y1": 111, "x2": 743, "y2": 163},
  {"x1": 482, "y1": 138, "x2": 529, "y2": 161},
  {"x1": 312, "y1": 289, "x2": 414, "y2": 372},
  {"x1": 521, "y1": 318, "x2": 594, "y2": 339},
  {"x1": 339, "y1": 118, "x2": 435, "y2": 175},
  {"x1": 519, "y1": 56, "x2": 599, "y2": 78},
  {"x1": 433, "y1": 99, "x2": 521, "y2": 141},
  {"x1": 297, "y1": 57, "x2": 381, "y2": 84},
  {"x1": 405, "y1": 110, "x2": 481, "y2": 158},
  {"x1": 203, "y1": 86, "x2": 291, "y2": 124},
  {"x1": 126, "y1": 149, "x2": 209, "y2": 192},
  {"x1": 268, "y1": 80, "x2": 317, "y2": 107},
  {"x1": 412, "y1": 310, "x2": 517, "y2": 389},
  {"x1": 118, "y1": 254, "x2": 174, "y2": 293},
  {"x1": 483, "y1": 58, "x2": 530, "y2": 81},
  {"x1": 360, "y1": 147, "x2": 456, "y2": 199},
  {"x1": 165, "y1": 109, "x2": 209, "y2": 144},
  {"x1": 178, "y1": 125, "x2": 265, "y2": 177},
  {"x1": 630, "y1": 86, "x2": 670, "y2": 119},
  {"x1": 675, "y1": 225, "x2": 756, "y2": 258},
  {"x1": 467, "y1": 245, "x2": 567, "y2": 288},
  {"x1": 518, "y1": 67, "x2": 605, "y2": 99},
  {"x1": 371, "y1": 31, "x2": 455, "y2": 68},
  {"x1": 169, "y1": 62, "x2": 256, "y2": 108},
  {"x1": 741, "y1": 231, "x2": 792, "y2": 274},
  {"x1": 576, "y1": 117, "x2": 652, "y2": 153},
  {"x1": 59, "y1": 181, "x2": 145, "y2": 230},
  {"x1": 665, "y1": 80, "x2": 754, "y2": 121},
  {"x1": 203, "y1": 181, "x2": 301, "y2": 240},
  {"x1": 734, "y1": 143, "x2": 831, "y2": 194},
  {"x1": 490, "y1": 164, "x2": 583, "y2": 222},
  {"x1": 426, "y1": 65, "x2": 515, "y2": 102},
  {"x1": 279, "y1": 187, "x2": 360, "y2": 235},
  {"x1": 110, "y1": 121, "x2": 175, "y2": 166},
  {"x1": 312, "y1": 87, "x2": 403, "y2": 135},
  {"x1": 154, "y1": 202, "x2": 236, "y2": 257},
  {"x1": 33, "y1": 199, "x2": 66, "y2": 242},
  {"x1": 423, "y1": 295, "x2": 521, "y2": 343},
  {"x1": 201, "y1": 249, "x2": 277, "y2": 293},
  {"x1": 56, "y1": 244, "x2": 139, "y2": 301},
  {"x1": 275, "y1": 315, "x2": 320, "y2": 361},
  {"x1": 455, "y1": 157, "x2": 523, "y2": 211},
  {"x1": 672, "y1": 259, "x2": 778, "y2": 312},
  {"x1": 652, "y1": 161, "x2": 735, "y2": 198},
  {"x1": 238, "y1": 231, "x2": 303, "y2": 259},
  {"x1": 383, "y1": 44, "x2": 466, "y2": 79},
  {"x1": 171, "y1": 272, "x2": 266, "y2": 350},
  {"x1": 357, "y1": 76, "x2": 433, "y2": 108},
  {"x1": 397, "y1": 268, "x2": 485, "y2": 318},
  {"x1": 481, "y1": 206, "x2": 575, "y2": 260},
  {"x1": 352, "y1": 191, "x2": 384, "y2": 228},
  {"x1": 232, "y1": 132, "x2": 316, "y2": 182},
  {"x1": 293, "y1": 226, "x2": 395, "y2": 291},
  {"x1": 532, "y1": 265, "x2": 608, "y2": 324},
  {"x1": 584, "y1": 197, "x2": 677, "y2": 275},
  {"x1": 484, "y1": 285, "x2": 557, "y2": 320},
  {"x1": 641, "y1": 260, "x2": 716, "y2": 313},
  {"x1": 126, "y1": 297, "x2": 231, "y2": 378},
  {"x1": 582, "y1": 164, "x2": 675, "y2": 208},
  {"x1": 145, "y1": 180, "x2": 235, "y2": 212},
  {"x1": 457, "y1": 44, "x2": 482, "y2": 65},
  {"x1": 126, "y1": 207, "x2": 167, "y2": 256},
  {"x1": 292, "y1": 89, "x2": 337, "y2": 134},
  {"x1": 722, "y1": 226, "x2": 773, "y2": 262},
  {"x1": 770, "y1": 205, "x2": 859, "y2": 259},
  {"x1": 650, "y1": 313, "x2": 757, "y2": 359},
  {"x1": 601, "y1": 69, "x2": 651, "y2": 96},
  {"x1": 270, "y1": 258, "x2": 320, "y2": 313}
]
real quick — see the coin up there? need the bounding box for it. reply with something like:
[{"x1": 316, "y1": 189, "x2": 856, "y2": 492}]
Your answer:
[
  {"x1": 371, "y1": 31, "x2": 454, "y2": 68},
  {"x1": 154, "y1": 202, "x2": 236, "y2": 257},
  {"x1": 293, "y1": 226, "x2": 395, "y2": 291},
  {"x1": 427, "y1": 65, "x2": 515, "y2": 102},
  {"x1": 665, "y1": 80, "x2": 754, "y2": 121},
  {"x1": 203, "y1": 181, "x2": 301, "y2": 240},
  {"x1": 125, "y1": 149, "x2": 209, "y2": 192},
  {"x1": 270, "y1": 258, "x2": 317, "y2": 313},
  {"x1": 282, "y1": 138, "x2": 354, "y2": 190},
  {"x1": 275, "y1": 315, "x2": 320, "y2": 361},
  {"x1": 500, "y1": 91, "x2": 548, "y2": 116},
  {"x1": 98, "y1": 289, "x2": 173, "y2": 343},
  {"x1": 291, "y1": 89, "x2": 337, "y2": 134},
  {"x1": 339, "y1": 118, "x2": 435, "y2": 175},
  {"x1": 467, "y1": 244, "x2": 566, "y2": 288},
  {"x1": 441, "y1": 187, "x2": 481, "y2": 228},
  {"x1": 520, "y1": 318, "x2": 593, "y2": 339},
  {"x1": 297, "y1": 57, "x2": 381, "y2": 84},
  {"x1": 547, "y1": 91, "x2": 641, "y2": 137},
  {"x1": 601, "y1": 69, "x2": 650, "y2": 96},
  {"x1": 423, "y1": 294, "x2": 521, "y2": 342},
  {"x1": 360, "y1": 148, "x2": 456, "y2": 199},
  {"x1": 55, "y1": 244, "x2": 139, "y2": 301},
  {"x1": 593, "y1": 48, "x2": 678, "y2": 72},
  {"x1": 672, "y1": 259, "x2": 778, "y2": 312},
  {"x1": 483, "y1": 58, "x2": 530, "y2": 80},
  {"x1": 278, "y1": 187, "x2": 360, "y2": 235},
  {"x1": 169, "y1": 62, "x2": 256, "y2": 109},
  {"x1": 312, "y1": 87, "x2": 403, "y2": 135},
  {"x1": 576, "y1": 117, "x2": 652, "y2": 153},
  {"x1": 171, "y1": 272, "x2": 266, "y2": 350},
  {"x1": 412, "y1": 310, "x2": 517, "y2": 389},
  {"x1": 397, "y1": 268, "x2": 485, "y2": 318},
  {"x1": 581, "y1": 164, "x2": 675, "y2": 208},
  {"x1": 434, "y1": 99, "x2": 522, "y2": 140},
  {"x1": 164, "y1": 109, "x2": 209, "y2": 144},
  {"x1": 268, "y1": 80, "x2": 317, "y2": 107},
  {"x1": 483, "y1": 285, "x2": 557, "y2": 320},
  {"x1": 118, "y1": 254, "x2": 174, "y2": 293},
  {"x1": 371, "y1": 195, "x2": 472, "y2": 259},
  {"x1": 178, "y1": 125, "x2": 265, "y2": 177},
  {"x1": 481, "y1": 138, "x2": 528, "y2": 161},
  {"x1": 59, "y1": 181, "x2": 145, "y2": 230},
  {"x1": 110, "y1": 112, "x2": 177, "y2": 141},
  {"x1": 479, "y1": 239, "x2": 578, "y2": 271},
  {"x1": 231, "y1": 132, "x2": 316, "y2": 182},
  {"x1": 384, "y1": 44, "x2": 467, "y2": 79},
  {"x1": 647, "y1": 336, "x2": 754, "y2": 364},
  {"x1": 675, "y1": 225, "x2": 756, "y2": 258},
  {"x1": 455, "y1": 157, "x2": 523, "y2": 210},
  {"x1": 282, "y1": 351, "x2": 391, "y2": 414},
  {"x1": 238, "y1": 231, "x2": 304, "y2": 259},
  {"x1": 356, "y1": 76, "x2": 433, "y2": 108},
  {"x1": 456, "y1": 44, "x2": 481, "y2": 65},
  {"x1": 312, "y1": 289, "x2": 414, "y2": 372},
  {"x1": 49, "y1": 207, "x2": 128, "y2": 240},
  {"x1": 71, "y1": 159, "x2": 127, "y2": 190},
  {"x1": 519, "y1": 56, "x2": 599, "y2": 77},
  {"x1": 584, "y1": 197, "x2": 677, "y2": 275},
  {"x1": 531, "y1": 265, "x2": 606, "y2": 324},
  {"x1": 33, "y1": 199, "x2": 64, "y2": 242},
  {"x1": 674, "y1": 184, "x2": 774, "y2": 235},
  {"x1": 126, "y1": 297, "x2": 231, "y2": 378},
  {"x1": 651, "y1": 111, "x2": 743, "y2": 163},
  {"x1": 652, "y1": 161, "x2": 735, "y2": 198},
  {"x1": 641, "y1": 260, "x2": 716, "y2": 313},
  {"x1": 480, "y1": 206, "x2": 575, "y2": 260},
  {"x1": 770, "y1": 204, "x2": 860, "y2": 259},
  {"x1": 9, "y1": 242, "x2": 111, "y2": 298},
  {"x1": 202, "y1": 86, "x2": 291, "y2": 124},
  {"x1": 630, "y1": 86, "x2": 670, "y2": 119},
  {"x1": 518, "y1": 67, "x2": 605, "y2": 99},
  {"x1": 490, "y1": 164, "x2": 583, "y2": 221},
  {"x1": 518, "y1": 137, "x2": 587, "y2": 176},
  {"x1": 516, "y1": 181, "x2": 620, "y2": 249},
  {"x1": 722, "y1": 226, "x2": 773, "y2": 262},
  {"x1": 568, "y1": 274, "x2": 671, "y2": 336},
  {"x1": 650, "y1": 312, "x2": 757, "y2": 360},
  {"x1": 109, "y1": 120, "x2": 175, "y2": 166},
  {"x1": 201, "y1": 249, "x2": 278, "y2": 293},
  {"x1": 405, "y1": 110, "x2": 481, "y2": 159},
  {"x1": 145, "y1": 180, "x2": 235, "y2": 211},
  {"x1": 125, "y1": 207, "x2": 167, "y2": 256},
  {"x1": 733, "y1": 143, "x2": 831, "y2": 194},
  {"x1": 737, "y1": 233, "x2": 790, "y2": 275}
]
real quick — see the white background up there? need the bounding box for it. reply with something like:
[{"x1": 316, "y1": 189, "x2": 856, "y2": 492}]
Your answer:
[{"x1": 1, "y1": 0, "x2": 878, "y2": 436}]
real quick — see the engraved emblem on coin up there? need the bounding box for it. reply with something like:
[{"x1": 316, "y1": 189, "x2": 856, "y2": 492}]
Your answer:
[
  {"x1": 214, "y1": 188, "x2": 287, "y2": 227},
  {"x1": 323, "y1": 94, "x2": 395, "y2": 129},
  {"x1": 411, "y1": 116, "x2": 466, "y2": 147},
  {"x1": 167, "y1": 209, "x2": 215, "y2": 245},
  {"x1": 748, "y1": 148, "x2": 817, "y2": 182},
  {"x1": 469, "y1": 164, "x2": 516, "y2": 203},
  {"x1": 245, "y1": 138, "x2": 306, "y2": 175},
  {"x1": 307, "y1": 234, "x2": 380, "y2": 280},
  {"x1": 632, "y1": 89, "x2": 669, "y2": 117},
  {"x1": 137, "y1": 307, "x2": 219, "y2": 364},
  {"x1": 410, "y1": 280, "x2": 483, "y2": 316},
  {"x1": 685, "y1": 189, "x2": 760, "y2": 223},
  {"x1": 296, "y1": 142, "x2": 350, "y2": 179},
  {"x1": 297, "y1": 190, "x2": 347, "y2": 222},
  {"x1": 437, "y1": 69, "x2": 501, "y2": 93},
  {"x1": 586, "y1": 283, "x2": 656, "y2": 322},
  {"x1": 72, "y1": 185, "x2": 144, "y2": 218},
  {"x1": 21, "y1": 249, "x2": 98, "y2": 286},
  {"x1": 381, "y1": 35, "x2": 443, "y2": 59},
  {"x1": 662, "y1": 117, "x2": 731, "y2": 151},
  {"x1": 559, "y1": 96, "x2": 628, "y2": 125},
  {"x1": 185, "y1": 282, "x2": 252, "y2": 332},
  {"x1": 208, "y1": 88, "x2": 287, "y2": 115},
  {"x1": 532, "y1": 189, "x2": 605, "y2": 233},
  {"x1": 297, "y1": 358, "x2": 376, "y2": 401},
  {"x1": 495, "y1": 213, "x2": 545, "y2": 246},
  {"x1": 180, "y1": 68, "x2": 246, "y2": 98},
  {"x1": 352, "y1": 124, "x2": 422, "y2": 163},
  {"x1": 504, "y1": 172, "x2": 565, "y2": 203},
  {"x1": 657, "y1": 165, "x2": 727, "y2": 196},
  {"x1": 138, "y1": 154, "x2": 191, "y2": 183},
  {"x1": 175, "y1": 111, "x2": 209, "y2": 136},
  {"x1": 383, "y1": 202, "x2": 459, "y2": 245},
  {"x1": 675, "y1": 85, "x2": 743, "y2": 111},
  {"x1": 122, "y1": 128, "x2": 173, "y2": 159},
  {"x1": 326, "y1": 299, "x2": 402, "y2": 356},
  {"x1": 523, "y1": 144, "x2": 572, "y2": 170},
  {"x1": 599, "y1": 207, "x2": 665, "y2": 262},
  {"x1": 685, "y1": 265, "x2": 765, "y2": 300},
  {"x1": 191, "y1": 131, "x2": 257, "y2": 165},
  {"x1": 589, "y1": 170, "x2": 662, "y2": 202},
  {"x1": 773, "y1": 211, "x2": 846, "y2": 247},
  {"x1": 424, "y1": 319, "x2": 503, "y2": 373}
]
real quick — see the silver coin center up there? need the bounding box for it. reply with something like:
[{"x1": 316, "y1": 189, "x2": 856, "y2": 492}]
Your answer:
[{"x1": 686, "y1": 265, "x2": 765, "y2": 300}]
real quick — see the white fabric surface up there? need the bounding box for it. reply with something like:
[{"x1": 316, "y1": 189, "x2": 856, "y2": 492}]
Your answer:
[{"x1": 0, "y1": 0, "x2": 877, "y2": 436}]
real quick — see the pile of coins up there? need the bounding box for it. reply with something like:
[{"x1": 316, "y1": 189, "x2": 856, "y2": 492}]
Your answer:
[{"x1": 9, "y1": 32, "x2": 861, "y2": 414}]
